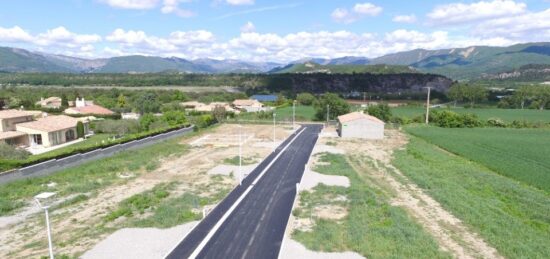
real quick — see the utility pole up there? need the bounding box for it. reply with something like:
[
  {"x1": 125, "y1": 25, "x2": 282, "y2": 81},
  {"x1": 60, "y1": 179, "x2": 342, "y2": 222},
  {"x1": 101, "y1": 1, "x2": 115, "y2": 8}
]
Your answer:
[
  {"x1": 273, "y1": 112, "x2": 276, "y2": 144},
  {"x1": 424, "y1": 87, "x2": 432, "y2": 124},
  {"x1": 292, "y1": 100, "x2": 296, "y2": 130}
]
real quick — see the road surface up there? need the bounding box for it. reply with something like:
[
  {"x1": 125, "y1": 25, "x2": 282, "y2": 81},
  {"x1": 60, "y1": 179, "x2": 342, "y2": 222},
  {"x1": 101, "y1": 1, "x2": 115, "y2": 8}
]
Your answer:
[{"x1": 166, "y1": 124, "x2": 322, "y2": 259}]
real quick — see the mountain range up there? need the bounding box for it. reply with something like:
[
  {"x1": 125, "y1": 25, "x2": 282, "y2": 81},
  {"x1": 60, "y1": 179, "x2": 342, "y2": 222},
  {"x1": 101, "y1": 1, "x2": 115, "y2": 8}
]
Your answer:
[{"x1": 1, "y1": 42, "x2": 550, "y2": 80}]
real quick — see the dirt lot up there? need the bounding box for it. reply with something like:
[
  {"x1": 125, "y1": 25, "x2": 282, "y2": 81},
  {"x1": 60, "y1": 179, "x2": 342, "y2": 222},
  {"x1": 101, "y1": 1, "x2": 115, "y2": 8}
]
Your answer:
[{"x1": 0, "y1": 124, "x2": 293, "y2": 258}]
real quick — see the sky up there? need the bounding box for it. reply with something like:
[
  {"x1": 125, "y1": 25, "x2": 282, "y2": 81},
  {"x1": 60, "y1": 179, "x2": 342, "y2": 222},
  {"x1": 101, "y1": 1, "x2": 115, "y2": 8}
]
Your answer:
[{"x1": 0, "y1": 0, "x2": 549, "y2": 62}]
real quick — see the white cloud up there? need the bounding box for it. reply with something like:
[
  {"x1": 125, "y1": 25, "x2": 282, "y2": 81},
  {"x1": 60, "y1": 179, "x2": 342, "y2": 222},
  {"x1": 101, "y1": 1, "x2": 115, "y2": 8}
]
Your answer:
[
  {"x1": 0, "y1": 26, "x2": 34, "y2": 42},
  {"x1": 427, "y1": 0, "x2": 527, "y2": 25},
  {"x1": 353, "y1": 3, "x2": 382, "y2": 16},
  {"x1": 35, "y1": 27, "x2": 101, "y2": 47},
  {"x1": 161, "y1": 0, "x2": 195, "y2": 17},
  {"x1": 240, "y1": 22, "x2": 256, "y2": 33},
  {"x1": 226, "y1": 0, "x2": 254, "y2": 5},
  {"x1": 332, "y1": 2, "x2": 382, "y2": 24},
  {"x1": 393, "y1": 14, "x2": 417, "y2": 23},
  {"x1": 100, "y1": 0, "x2": 160, "y2": 9},
  {"x1": 472, "y1": 8, "x2": 550, "y2": 40}
]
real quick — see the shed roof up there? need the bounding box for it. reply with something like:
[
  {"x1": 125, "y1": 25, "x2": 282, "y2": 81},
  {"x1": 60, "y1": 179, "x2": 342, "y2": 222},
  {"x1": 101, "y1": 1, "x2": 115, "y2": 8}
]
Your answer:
[
  {"x1": 16, "y1": 115, "x2": 79, "y2": 132},
  {"x1": 337, "y1": 112, "x2": 384, "y2": 124},
  {"x1": 0, "y1": 131, "x2": 27, "y2": 140},
  {"x1": 251, "y1": 95, "x2": 278, "y2": 102}
]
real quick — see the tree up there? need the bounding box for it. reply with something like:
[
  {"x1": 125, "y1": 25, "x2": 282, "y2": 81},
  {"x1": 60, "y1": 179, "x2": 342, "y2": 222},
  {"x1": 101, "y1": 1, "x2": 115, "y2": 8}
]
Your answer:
[
  {"x1": 134, "y1": 92, "x2": 160, "y2": 114},
  {"x1": 447, "y1": 84, "x2": 463, "y2": 107},
  {"x1": 161, "y1": 110, "x2": 187, "y2": 126},
  {"x1": 0, "y1": 99, "x2": 5, "y2": 110},
  {"x1": 366, "y1": 103, "x2": 392, "y2": 122},
  {"x1": 314, "y1": 93, "x2": 351, "y2": 121},
  {"x1": 139, "y1": 113, "x2": 157, "y2": 131},
  {"x1": 76, "y1": 121, "x2": 85, "y2": 138},
  {"x1": 61, "y1": 93, "x2": 69, "y2": 108},
  {"x1": 212, "y1": 105, "x2": 227, "y2": 122},
  {"x1": 117, "y1": 94, "x2": 127, "y2": 108},
  {"x1": 462, "y1": 84, "x2": 488, "y2": 107},
  {"x1": 296, "y1": 93, "x2": 317, "y2": 106}
]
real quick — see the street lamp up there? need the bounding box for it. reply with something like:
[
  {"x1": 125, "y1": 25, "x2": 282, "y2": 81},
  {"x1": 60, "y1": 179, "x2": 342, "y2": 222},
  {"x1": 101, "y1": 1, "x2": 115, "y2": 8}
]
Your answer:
[
  {"x1": 236, "y1": 124, "x2": 243, "y2": 186},
  {"x1": 273, "y1": 112, "x2": 276, "y2": 144},
  {"x1": 292, "y1": 100, "x2": 296, "y2": 130},
  {"x1": 34, "y1": 192, "x2": 56, "y2": 259}
]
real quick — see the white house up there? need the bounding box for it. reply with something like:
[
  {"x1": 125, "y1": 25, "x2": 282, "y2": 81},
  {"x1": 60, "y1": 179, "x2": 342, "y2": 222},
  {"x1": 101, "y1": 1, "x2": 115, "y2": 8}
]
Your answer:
[
  {"x1": 232, "y1": 99, "x2": 269, "y2": 112},
  {"x1": 337, "y1": 111, "x2": 384, "y2": 139}
]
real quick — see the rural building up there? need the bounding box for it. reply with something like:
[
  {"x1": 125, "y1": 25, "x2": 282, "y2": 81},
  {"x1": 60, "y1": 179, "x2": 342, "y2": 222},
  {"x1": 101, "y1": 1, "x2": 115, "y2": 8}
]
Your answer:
[
  {"x1": 337, "y1": 111, "x2": 384, "y2": 139},
  {"x1": 250, "y1": 95, "x2": 278, "y2": 102},
  {"x1": 36, "y1": 97, "x2": 63, "y2": 109},
  {"x1": 232, "y1": 99, "x2": 269, "y2": 112},
  {"x1": 64, "y1": 97, "x2": 114, "y2": 115},
  {"x1": 121, "y1": 113, "x2": 140, "y2": 120},
  {"x1": 191, "y1": 102, "x2": 239, "y2": 114},
  {"x1": 16, "y1": 115, "x2": 89, "y2": 147},
  {"x1": 0, "y1": 110, "x2": 36, "y2": 132}
]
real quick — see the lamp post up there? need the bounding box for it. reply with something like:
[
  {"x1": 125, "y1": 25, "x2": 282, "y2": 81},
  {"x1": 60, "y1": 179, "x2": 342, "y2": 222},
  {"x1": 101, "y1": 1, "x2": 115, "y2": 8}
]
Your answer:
[
  {"x1": 424, "y1": 87, "x2": 432, "y2": 124},
  {"x1": 34, "y1": 192, "x2": 56, "y2": 259},
  {"x1": 326, "y1": 105, "x2": 330, "y2": 126},
  {"x1": 292, "y1": 100, "x2": 296, "y2": 130},
  {"x1": 237, "y1": 124, "x2": 243, "y2": 186},
  {"x1": 273, "y1": 112, "x2": 276, "y2": 144}
]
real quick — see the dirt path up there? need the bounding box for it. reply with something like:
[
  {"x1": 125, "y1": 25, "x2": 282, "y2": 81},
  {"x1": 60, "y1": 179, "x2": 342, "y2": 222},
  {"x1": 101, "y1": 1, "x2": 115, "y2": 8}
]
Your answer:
[
  {"x1": 0, "y1": 124, "x2": 292, "y2": 258},
  {"x1": 324, "y1": 127, "x2": 502, "y2": 259}
]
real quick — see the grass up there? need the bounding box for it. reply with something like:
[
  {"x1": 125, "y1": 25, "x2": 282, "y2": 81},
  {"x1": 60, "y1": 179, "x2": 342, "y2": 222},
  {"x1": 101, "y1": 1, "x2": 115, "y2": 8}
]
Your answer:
[
  {"x1": 293, "y1": 153, "x2": 450, "y2": 258},
  {"x1": 392, "y1": 106, "x2": 550, "y2": 123},
  {"x1": 104, "y1": 183, "x2": 174, "y2": 222},
  {"x1": 392, "y1": 136, "x2": 550, "y2": 258},
  {"x1": 0, "y1": 139, "x2": 188, "y2": 216},
  {"x1": 223, "y1": 155, "x2": 257, "y2": 166},
  {"x1": 405, "y1": 126, "x2": 550, "y2": 193}
]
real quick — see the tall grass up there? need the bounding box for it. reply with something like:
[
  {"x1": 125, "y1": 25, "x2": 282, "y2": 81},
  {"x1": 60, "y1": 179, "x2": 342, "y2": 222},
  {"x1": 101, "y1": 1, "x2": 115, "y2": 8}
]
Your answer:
[
  {"x1": 293, "y1": 153, "x2": 449, "y2": 258},
  {"x1": 393, "y1": 137, "x2": 550, "y2": 258}
]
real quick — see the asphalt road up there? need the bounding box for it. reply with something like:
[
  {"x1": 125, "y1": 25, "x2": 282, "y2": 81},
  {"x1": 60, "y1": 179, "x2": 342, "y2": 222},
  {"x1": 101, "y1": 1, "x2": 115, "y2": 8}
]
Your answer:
[{"x1": 166, "y1": 124, "x2": 322, "y2": 259}]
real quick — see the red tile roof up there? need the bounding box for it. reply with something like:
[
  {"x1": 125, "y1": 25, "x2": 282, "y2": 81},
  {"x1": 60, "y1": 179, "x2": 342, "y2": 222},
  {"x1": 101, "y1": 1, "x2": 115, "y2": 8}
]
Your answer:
[
  {"x1": 16, "y1": 115, "x2": 79, "y2": 132},
  {"x1": 66, "y1": 105, "x2": 114, "y2": 115},
  {"x1": 0, "y1": 109, "x2": 36, "y2": 119}
]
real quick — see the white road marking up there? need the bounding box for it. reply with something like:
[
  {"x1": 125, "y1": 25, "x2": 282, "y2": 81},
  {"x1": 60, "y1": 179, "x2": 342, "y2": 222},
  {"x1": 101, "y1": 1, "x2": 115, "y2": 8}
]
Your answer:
[{"x1": 186, "y1": 127, "x2": 307, "y2": 259}]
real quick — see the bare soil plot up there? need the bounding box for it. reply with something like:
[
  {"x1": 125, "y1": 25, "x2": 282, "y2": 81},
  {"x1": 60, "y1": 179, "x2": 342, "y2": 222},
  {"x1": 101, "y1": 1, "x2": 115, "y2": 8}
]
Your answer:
[{"x1": 0, "y1": 124, "x2": 292, "y2": 258}]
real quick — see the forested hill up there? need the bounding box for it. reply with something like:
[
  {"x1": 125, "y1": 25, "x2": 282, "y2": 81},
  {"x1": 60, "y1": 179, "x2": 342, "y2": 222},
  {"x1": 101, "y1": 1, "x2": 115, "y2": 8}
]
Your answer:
[{"x1": 0, "y1": 72, "x2": 453, "y2": 95}]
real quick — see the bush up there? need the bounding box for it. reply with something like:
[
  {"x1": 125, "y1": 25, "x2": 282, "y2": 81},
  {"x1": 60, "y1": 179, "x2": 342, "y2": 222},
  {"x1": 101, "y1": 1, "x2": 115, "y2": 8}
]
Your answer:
[
  {"x1": 366, "y1": 103, "x2": 392, "y2": 122},
  {"x1": 76, "y1": 121, "x2": 85, "y2": 138},
  {"x1": 487, "y1": 118, "x2": 507, "y2": 128},
  {"x1": 429, "y1": 110, "x2": 482, "y2": 128},
  {"x1": 296, "y1": 93, "x2": 317, "y2": 106},
  {"x1": 0, "y1": 143, "x2": 30, "y2": 160},
  {"x1": 161, "y1": 110, "x2": 187, "y2": 126},
  {"x1": 93, "y1": 119, "x2": 141, "y2": 135}
]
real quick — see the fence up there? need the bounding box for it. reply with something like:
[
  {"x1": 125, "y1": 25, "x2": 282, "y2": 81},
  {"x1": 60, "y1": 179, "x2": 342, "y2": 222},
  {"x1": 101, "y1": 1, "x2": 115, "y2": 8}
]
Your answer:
[{"x1": 0, "y1": 126, "x2": 194, "y2": 185}]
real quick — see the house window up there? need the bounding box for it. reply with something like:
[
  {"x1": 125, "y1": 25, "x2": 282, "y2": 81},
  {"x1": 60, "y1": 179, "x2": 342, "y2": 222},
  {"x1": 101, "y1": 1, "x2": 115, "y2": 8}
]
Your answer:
[
  {"x1": 65, "y1": 129, "x2": 75, "y2": 141},
  {"x1": 32, "y1": 134, "x2": 42, "y2": 145}
]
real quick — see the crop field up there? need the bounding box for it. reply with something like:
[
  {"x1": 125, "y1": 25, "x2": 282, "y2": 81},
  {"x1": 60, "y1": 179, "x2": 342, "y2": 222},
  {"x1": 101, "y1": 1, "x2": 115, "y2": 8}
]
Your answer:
[
  {"x1": 405, "y1": 126, "x2": 550, "y2": 192},
  {"x1": 393, "y1": 106, "x2": 550, "y2": 122},
  {"x1": 392, "y1": 136, "x2": 550, "y2": 258}
]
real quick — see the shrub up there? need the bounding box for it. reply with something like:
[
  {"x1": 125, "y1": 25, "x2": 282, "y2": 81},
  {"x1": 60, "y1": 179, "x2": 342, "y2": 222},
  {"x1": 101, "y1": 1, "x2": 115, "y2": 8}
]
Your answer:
[
  {"x1": 0, "y1": 143, "x2": 30, "y2": 160},
  {"x1": 76, "y1": 121, "x2": 85, "y2": 138},
  {"x1": 296, "y1": 93, "x2": 317, "y2": 106},
  {"x1": 429, "y1": 110, "x2": 482, "y2": 128},
  {"x1": 93, "y1": 119, "x2": 141, "y2": 135},
  {"x1": 487, "y1": 118, "x2": 507, "y2": 128},
  {"x1": 366, "y1": 103, "x2": 392, "y2": 122}
]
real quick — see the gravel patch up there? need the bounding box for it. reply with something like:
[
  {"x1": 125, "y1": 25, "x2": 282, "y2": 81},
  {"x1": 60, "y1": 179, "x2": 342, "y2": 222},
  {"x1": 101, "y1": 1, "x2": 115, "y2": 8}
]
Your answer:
[
  {"x1": 82, "y1": 221, "x2": 198, "y2": 259},
  {"x1": 207, "y1": 164, "x2": 259, "y2": 181},
  {"x1": 299, "y1": 169, "x2": 350, "y2": 191},
  {"x1": 312, "y1": 144, "x2": 345, "y2": 155}
]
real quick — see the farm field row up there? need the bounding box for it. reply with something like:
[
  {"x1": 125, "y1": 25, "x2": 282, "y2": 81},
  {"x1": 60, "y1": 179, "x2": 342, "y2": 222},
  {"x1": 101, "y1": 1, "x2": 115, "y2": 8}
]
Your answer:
[
  {"x1": 393, "y1": 134, "x2": 550, "y2": 258},
  {"x1": 405, "y1": 126, "x2": 550, "y2": 192},
  {"x1": 392, "y1": 106, "x2": 550, "y2": 122}
]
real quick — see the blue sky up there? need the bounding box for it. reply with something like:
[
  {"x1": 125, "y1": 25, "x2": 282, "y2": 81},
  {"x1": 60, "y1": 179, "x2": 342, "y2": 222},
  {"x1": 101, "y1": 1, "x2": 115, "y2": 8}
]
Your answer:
[{"x1": 0, "y1": 0, "x2": 549, "y2": 62}]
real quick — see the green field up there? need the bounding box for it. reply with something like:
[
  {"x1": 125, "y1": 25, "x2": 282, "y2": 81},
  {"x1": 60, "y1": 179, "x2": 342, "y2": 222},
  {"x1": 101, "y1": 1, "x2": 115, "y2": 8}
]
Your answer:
[
  {"x1": 406, "y1": 126, "x2": 550, "y2": 192},
  {"x1": 293, "y1": 153, "x2": 449, "y2": 258},
  {"x1": 393, "y1": 106, "x2": 550, "y2": 123},
  {"x1": 393, "y1": 135, "x2": 550, "y2": 258}
]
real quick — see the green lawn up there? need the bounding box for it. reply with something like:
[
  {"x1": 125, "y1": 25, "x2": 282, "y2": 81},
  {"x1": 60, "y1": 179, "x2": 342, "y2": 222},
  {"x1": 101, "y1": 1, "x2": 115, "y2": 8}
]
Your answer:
[
  {"x1": 393, "y1": 136, "x2": 550, "y2": 258},
  {"x1": 393, "y1": 106, "x2": 550, "y2": 123},
  {"x1": 293, "y1": 153, "x2": 449, "y2": 258},
  {"x1": 405, "y1": 126, "x2": 550, "y2": 193}
]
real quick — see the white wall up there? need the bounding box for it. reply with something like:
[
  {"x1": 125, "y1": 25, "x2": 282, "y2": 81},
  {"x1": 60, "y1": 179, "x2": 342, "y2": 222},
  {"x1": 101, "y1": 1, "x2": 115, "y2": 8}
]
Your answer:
[{"x1": 340, "y1": 119, "x2": 384, "y2": 139}]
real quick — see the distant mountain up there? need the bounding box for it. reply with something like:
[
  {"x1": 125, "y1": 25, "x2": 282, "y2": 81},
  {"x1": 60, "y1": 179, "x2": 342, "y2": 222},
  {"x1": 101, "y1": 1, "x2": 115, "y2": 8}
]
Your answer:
[
  {"x1": 479, "y1": 64, "x2": 550, "y2": 82},
  {"x1": 370, "y1": 42, "x2": 550, "y2": 79},
  {"x1": 2, "y1": 42, "x2": 550, "y2": 80},
  {"x1": 269, "y1": 62, "x2": 416, "y2": 74}
]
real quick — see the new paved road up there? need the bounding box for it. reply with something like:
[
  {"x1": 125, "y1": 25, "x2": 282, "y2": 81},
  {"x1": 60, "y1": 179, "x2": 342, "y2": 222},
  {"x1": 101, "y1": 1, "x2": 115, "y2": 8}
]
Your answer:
[{"x1": 166, "y1": 124, "x2": 322, "y2": 259}]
